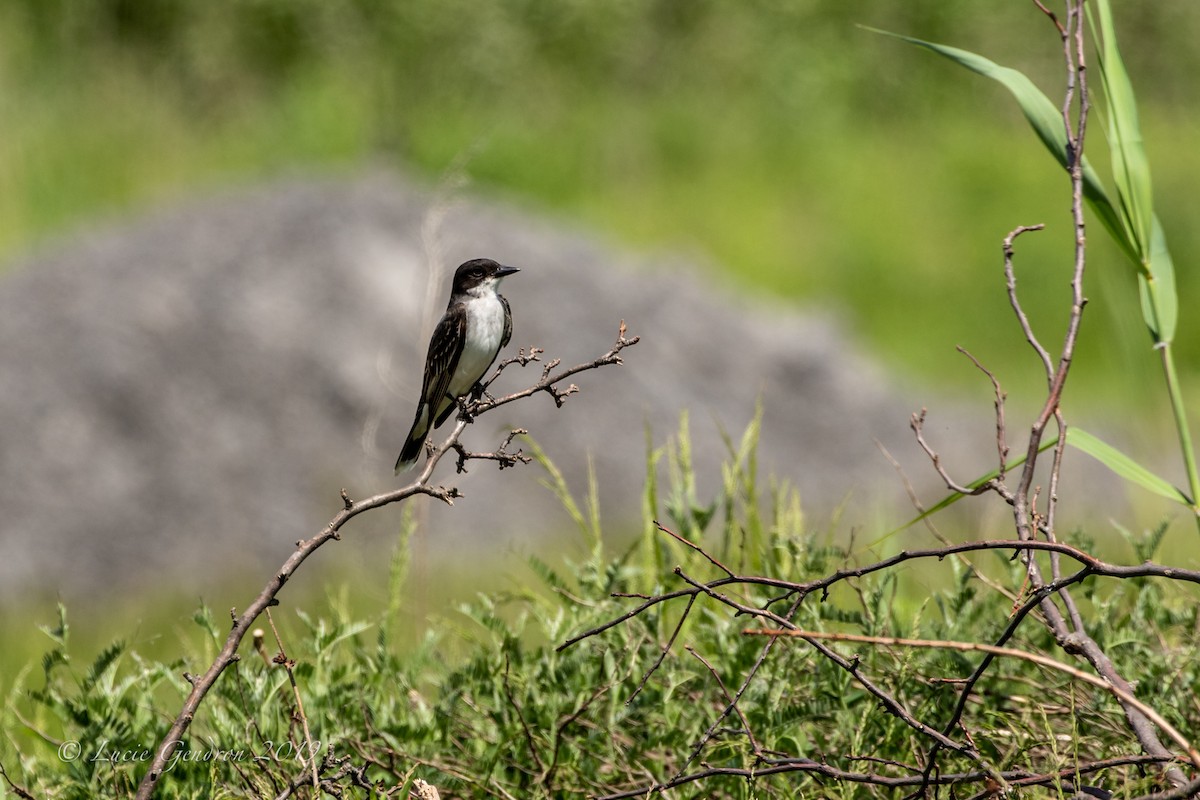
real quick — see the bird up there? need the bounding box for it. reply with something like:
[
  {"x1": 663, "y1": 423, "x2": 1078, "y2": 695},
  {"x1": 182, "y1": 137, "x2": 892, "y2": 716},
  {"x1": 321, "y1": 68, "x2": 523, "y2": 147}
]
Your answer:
[{"x1": 395, "y1": 258, "x2": 520, "y2": 473}]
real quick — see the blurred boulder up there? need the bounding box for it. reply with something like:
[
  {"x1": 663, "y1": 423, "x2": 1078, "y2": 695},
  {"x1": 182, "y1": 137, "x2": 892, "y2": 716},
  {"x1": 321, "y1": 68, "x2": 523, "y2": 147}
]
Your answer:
[{"x1": 0, "y1": 170, "x2": 993, "y2": 604}]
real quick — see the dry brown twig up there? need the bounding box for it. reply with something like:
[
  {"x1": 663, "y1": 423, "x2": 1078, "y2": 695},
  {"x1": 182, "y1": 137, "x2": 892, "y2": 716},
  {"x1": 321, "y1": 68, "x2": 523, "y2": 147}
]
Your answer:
[
  {"x1": 133, "y1": 322, "x2": 639, "y2": 800},
  {"x1": 270, "y1": 749, "x2": 375, "y2": 800}
]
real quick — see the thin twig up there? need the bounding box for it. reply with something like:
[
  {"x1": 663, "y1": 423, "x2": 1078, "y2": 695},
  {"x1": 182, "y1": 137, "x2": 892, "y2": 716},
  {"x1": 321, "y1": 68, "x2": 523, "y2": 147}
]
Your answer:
[
  {"x1": 874, "y1": 439, "x2": 1019, "y2": 604},
  {"x1": 501, "y1": 654, "x2": 545, "y2": 775},
  {"x1": 654, "y1": 520, "x2": 734, "y2": 578},
  {"x1": 910, "y1": 409, "x2": 1004, "y2": 499},
  {"x1": 670, "y1": 594, "x2": 807, "y2": 783},
  {"x1": 625, "y1": 594, "x2": 696, "y2": 705},
  {"x1": 957, "y1": 346, "x2": 1011, "y2": 482},
  {"x1": 263, "y1": 608, "x2": 320, "y2": 790},
  {"x1": 543, "y1": 679, "x2": 614, "y2": 789},
  {"x1": 1002, "y1": 224, "x2": 1053, "y2": 381},
  {"x1": 451, "y1": 427, "x2": 531, "y2": 473},
  {"x1": 685, "y1": 645, "x2": 761, "y2": 756},
  {"x1": 475, "y1": 320, "x2": 638, "y2": 414}
]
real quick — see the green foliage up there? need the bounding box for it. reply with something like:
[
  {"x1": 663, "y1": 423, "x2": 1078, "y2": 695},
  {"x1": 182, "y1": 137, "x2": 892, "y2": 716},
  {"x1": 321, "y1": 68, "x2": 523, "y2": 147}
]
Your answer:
[{"x1": 3, "y1": 421, "x2": 1197, "y2": 798}]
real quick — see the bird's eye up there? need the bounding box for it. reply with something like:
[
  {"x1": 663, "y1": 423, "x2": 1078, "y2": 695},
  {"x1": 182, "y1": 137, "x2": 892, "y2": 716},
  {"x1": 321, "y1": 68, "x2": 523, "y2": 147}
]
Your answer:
[{"x1": 470, "y1": 269, "x2": 483, "y2": 278}]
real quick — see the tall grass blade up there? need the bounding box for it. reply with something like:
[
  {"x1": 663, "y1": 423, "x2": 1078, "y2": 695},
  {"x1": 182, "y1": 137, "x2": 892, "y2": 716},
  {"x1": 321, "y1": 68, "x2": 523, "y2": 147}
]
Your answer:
[
  {"x1": 1090, "y1": 0, "x2": 1177, "y2": 344},
  {"x1": 641, "y1": 423, "x2": 668, "y2": 591},
  {"x1": 1138, "y1": 217, "x2": 1178, "y2": 344},
  {"x1": 380, "y1": 505, "x2": 416, "y2": 645},
  {"x1": 528, "y1": 437, "x2": 598, "y2": 547},
  {"x1": 1067, "y1": 429, "x2": 1191, "y2": 505},
  {"x1": 1092, "y1": 0, "x2": 1153, "y2": 260},
  {"x1": 867, "y1": 28, "x2": 1141, "y2": 268}
]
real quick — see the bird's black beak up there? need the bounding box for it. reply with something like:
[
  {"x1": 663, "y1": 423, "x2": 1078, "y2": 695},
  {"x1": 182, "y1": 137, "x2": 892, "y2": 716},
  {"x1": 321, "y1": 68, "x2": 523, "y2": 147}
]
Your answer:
[{"x1": 496, "y1": 265, "x2": 521, "y2": 278}]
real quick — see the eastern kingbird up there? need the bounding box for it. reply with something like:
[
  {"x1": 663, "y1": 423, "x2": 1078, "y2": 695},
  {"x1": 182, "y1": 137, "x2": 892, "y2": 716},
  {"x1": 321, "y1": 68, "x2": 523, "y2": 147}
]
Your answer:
[{"x1": 395, "y1": 258, "x2": 519, "y2": 473}]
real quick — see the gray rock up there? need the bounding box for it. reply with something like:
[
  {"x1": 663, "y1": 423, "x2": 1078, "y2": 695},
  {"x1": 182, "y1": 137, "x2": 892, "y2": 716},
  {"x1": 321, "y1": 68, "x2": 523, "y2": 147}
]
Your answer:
[{"x1": 0, "y1": 171, "x2": 1021, "y2": 605}]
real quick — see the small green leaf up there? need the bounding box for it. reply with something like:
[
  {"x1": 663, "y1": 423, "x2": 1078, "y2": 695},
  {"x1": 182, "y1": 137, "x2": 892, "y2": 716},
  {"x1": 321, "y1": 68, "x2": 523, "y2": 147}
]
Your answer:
[{"x1": 1067, "y1": 427, "x2": 1191, "y2": 505}]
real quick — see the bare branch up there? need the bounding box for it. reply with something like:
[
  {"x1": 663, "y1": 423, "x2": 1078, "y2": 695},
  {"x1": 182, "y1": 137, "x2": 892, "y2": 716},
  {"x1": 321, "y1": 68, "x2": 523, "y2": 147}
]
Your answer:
[
  {"x1": 134, "y1": 324, "x2": 639, "y2": 800},
  {"x1": 475, "y1": 320, "x2": 639, "y2": 414},
  {"x1": 592, "y1": 754, "x2": 1173, "y2": 800},
  {"x1": 563, "y1": 530, "x2": 1200, "y2": 795},
  {"x1": 896, "y1": 4, "x2": 1191, "y2": 790}
]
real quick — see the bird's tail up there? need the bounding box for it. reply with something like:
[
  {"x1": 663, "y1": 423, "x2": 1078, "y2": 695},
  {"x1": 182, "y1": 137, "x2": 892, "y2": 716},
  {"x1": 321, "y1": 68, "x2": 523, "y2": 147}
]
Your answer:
[
  {"x1": 395, "y1": 408, "x2": 431, "y2": 474},
  {"x1": 394, "y1": 438, "x2": 424, "y2": 474}
]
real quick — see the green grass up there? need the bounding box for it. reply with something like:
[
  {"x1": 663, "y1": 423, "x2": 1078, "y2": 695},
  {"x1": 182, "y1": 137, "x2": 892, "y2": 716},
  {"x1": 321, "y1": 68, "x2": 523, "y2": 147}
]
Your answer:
[{"x1": 3, "y1": 417, "x2": 1197, "y2": 798}]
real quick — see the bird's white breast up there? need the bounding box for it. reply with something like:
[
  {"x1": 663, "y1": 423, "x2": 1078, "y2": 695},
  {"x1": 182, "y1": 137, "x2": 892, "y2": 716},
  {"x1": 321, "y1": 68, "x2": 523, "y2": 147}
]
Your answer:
[{"x1": 449, "y1": 293, "x2": 507, "y2": 397}]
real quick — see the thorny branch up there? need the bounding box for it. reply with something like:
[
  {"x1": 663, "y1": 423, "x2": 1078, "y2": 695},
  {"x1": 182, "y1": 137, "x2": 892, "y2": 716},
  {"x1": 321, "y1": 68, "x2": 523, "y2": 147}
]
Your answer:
[{"x1": 133, "y1": 323, "x2": 638, "y2": 800}]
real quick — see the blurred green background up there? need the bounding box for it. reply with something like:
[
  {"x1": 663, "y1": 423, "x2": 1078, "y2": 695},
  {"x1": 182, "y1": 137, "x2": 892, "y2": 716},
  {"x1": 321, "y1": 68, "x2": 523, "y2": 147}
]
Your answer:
[{"x1": 2, "y1": 0, "x2": 1197, "y2": 412}]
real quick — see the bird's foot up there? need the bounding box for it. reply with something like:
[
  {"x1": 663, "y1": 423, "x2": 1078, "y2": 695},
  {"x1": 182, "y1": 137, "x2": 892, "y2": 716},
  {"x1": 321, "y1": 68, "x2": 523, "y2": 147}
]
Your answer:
[{"x1": 455, "y1": 394, "x2": 476, "y2": 423}]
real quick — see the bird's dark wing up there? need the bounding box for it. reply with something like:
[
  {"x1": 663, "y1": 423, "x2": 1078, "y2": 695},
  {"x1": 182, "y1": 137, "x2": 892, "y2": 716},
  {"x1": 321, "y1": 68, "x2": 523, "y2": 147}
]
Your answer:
[
  {"x1": 421, "y1": 303, "x2": 467, "y2": 415},
  {"x1": 500, "y1": 294, "x2": 513, "y2": 350},
  {"x1": 395, "y1": 303, "x2": 467, "y2": 473}
]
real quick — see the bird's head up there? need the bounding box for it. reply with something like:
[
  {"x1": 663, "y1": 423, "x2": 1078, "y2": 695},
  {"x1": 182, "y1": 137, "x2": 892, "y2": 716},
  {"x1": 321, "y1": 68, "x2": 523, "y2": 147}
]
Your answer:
[{"x1": 453, "y1": 258, "x2": 520, "y2": 297}]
